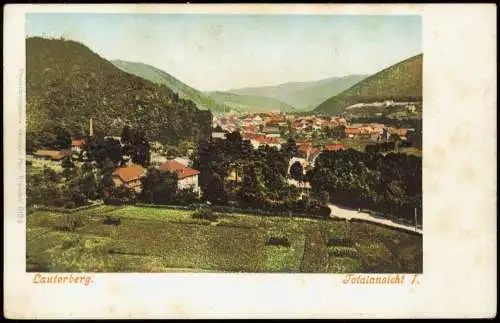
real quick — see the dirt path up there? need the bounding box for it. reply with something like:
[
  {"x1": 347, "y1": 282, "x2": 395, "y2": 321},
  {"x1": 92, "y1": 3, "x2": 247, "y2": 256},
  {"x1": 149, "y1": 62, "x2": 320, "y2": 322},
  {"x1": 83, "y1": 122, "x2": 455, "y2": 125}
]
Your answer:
[{"x1": 327, "y1": 204, "x2": 423, "y2": 234}]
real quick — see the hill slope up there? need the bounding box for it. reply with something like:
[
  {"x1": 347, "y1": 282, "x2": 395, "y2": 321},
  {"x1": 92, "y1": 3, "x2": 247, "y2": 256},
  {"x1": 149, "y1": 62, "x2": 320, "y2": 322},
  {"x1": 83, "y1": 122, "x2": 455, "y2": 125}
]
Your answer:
[
  {"x1": 26, "y1": 37, "x2": 212, "y2": 148},
  {"x1": 206, "y1": 91, "x2": 296, "y2": 113},
  {"x1": 314, "y1": 54, "x2": 423, "y2": 116},
  {"x1": 228, "y1": 74, "x2": 368, "y2": 111},
  {"x1": 111, "y1": 60, "x2": 233, "y2": 114}
]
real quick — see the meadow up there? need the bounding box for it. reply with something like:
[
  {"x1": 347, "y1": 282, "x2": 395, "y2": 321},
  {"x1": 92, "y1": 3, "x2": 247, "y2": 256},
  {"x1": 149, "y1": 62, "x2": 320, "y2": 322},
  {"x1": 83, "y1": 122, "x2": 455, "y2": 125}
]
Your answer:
[{"x1": 26, "y1": 205, "x2": 422, "y2": 273}]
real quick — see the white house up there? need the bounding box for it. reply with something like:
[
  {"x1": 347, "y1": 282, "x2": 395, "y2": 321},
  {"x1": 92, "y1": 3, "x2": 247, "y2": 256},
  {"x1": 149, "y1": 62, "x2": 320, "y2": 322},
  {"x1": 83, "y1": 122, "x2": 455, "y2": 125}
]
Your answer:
[
  {"x1": 71, "y1": 139, "x2": 85, "y2": 155},
  {"x1": 159, "y1": 160, "x2": 200, "y2": 195},
  {"x1": 212, "y1": 132, "x2": 227, "y2": 139}
]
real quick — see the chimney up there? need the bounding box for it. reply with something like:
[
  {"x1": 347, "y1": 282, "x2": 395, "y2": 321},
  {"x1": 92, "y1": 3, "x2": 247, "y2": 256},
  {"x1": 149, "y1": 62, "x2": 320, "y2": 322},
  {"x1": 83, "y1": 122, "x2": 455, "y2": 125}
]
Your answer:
[{"x1": 89, "y1": 118, "x2": 94, "y2": 137}]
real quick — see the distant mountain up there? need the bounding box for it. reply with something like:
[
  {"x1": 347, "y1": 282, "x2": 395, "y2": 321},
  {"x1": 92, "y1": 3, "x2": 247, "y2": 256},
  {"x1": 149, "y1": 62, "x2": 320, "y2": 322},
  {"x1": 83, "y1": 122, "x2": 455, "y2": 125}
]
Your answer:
[
  {"x1": 314, "y1": 54, "x2": 423, "y2": 116},
  {"x1": 112, "y1": 60, "x2": 233, "y2": 114},
  {"x1": 206, "y1": 91, "x2": 296, "y2": 113},
  {"x1": 26, "y1": 37, "x2": 212, "y2": 148},
  {"x1": 228, "y1": 74, "x2": 368, "y2": 111}
]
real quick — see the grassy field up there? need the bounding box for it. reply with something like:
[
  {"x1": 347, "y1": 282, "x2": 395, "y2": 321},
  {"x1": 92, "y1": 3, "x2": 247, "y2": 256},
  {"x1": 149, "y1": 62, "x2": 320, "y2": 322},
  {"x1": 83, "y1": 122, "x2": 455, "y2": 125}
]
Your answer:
[{"x1": 27, "y1": 205, "x2": 422, "y2": 273}]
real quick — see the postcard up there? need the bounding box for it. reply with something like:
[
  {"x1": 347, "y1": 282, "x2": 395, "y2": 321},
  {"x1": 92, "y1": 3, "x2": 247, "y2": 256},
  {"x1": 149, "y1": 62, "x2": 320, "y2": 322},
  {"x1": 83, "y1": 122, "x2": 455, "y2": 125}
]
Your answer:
[{"x1": 3, "y1": 3, "x2": 497, "y2": 319}]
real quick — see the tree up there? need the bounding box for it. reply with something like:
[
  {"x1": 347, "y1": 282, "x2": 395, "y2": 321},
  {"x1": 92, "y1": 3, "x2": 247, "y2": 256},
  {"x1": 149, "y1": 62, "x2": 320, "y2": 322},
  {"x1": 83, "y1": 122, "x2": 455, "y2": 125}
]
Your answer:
[
  {"x1": 282, "y1": 137, "x2": 298, "y2": 159},
  {"x1": 101, "y1": 172, "x2": 115, "y2": 198},
  {"x1": 389, "y1": 133, "x2": 402, "y2": 152},
  {"x1": 139, "y1": 168, "x2": 178, "y2": 204},
  {"x1": 332, "y1": 125, "x2": 347, "y2": 139},
  {"x1": 203, "y1": 172, "x2": 227, "y2": 205},
  {"x1": 104, "y1": 138, "x2": 123, "y2": 166},
  {"x1": 61, "y1": 156, "x2": 76, "y2": 179},
  {"x1": 318, "y1": 191, "x2": 330, "y2": 204},
  {"x1": 121, "y1": 125, "x2": 132, "y2": 145},
  {"x1": 238, "y1": 166, "x2": 262, "y2": 208},
  {"x1": 54, "y1": 126, "x2": 72, "y2": 150},
  {"x1": 290, "y1": 161, "x2": 304, "y2": 182}
]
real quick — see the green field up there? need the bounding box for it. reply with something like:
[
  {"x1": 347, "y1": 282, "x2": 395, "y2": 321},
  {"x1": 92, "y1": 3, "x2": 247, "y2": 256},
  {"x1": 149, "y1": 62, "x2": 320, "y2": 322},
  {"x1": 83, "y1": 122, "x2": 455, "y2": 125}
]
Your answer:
[{"x1": 27, "y1": 206, "x2": 422, "y2": 273}]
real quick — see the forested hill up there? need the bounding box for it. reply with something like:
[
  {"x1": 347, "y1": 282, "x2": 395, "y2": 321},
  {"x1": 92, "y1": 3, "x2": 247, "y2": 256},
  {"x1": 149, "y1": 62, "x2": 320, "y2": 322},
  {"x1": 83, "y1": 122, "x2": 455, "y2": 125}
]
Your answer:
[
  {"x1": 111, "y1": 60, "x2": 233, "y2": 114},
  {"x1": 314, "y1": 54, "x2": 423, "y2": 116},
  {"x1": 26, "y1": 37, "x2": 212, "y2": 149}
]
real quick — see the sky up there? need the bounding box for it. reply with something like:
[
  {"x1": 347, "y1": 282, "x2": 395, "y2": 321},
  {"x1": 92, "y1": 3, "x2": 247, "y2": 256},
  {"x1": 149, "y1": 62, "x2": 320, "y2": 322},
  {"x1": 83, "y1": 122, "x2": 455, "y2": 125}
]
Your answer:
[{"x1": 26, "y1": 13, "x2": 422, "y2": 92}]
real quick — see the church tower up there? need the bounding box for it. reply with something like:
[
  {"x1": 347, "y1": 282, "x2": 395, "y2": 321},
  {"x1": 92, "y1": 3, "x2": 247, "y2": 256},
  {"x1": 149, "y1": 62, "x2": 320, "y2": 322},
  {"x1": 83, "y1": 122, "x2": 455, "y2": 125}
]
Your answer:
[{"x1": 89, "y1": 118, "x2": 93, "y2": 137}]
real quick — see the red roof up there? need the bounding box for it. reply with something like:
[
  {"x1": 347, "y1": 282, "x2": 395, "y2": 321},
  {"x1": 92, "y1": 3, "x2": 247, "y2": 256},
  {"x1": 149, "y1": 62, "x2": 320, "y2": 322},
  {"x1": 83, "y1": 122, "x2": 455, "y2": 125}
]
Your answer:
[
  {"x1": 71, "y1": 139, "x2": 85, "y2": 147},
  {"x1": 159, "y1": 160, "x2": 200, "y2": 179},
  {"x1": 243, "y1": 132, "x2": 260, "y2": 140},
  {"x1": 325, "y1": 144, "x2": 345, "y2": 151},
  {"x1": 345, "y1": 128, "x2": 362, "y2": 135},
  {"x1": 112, "y1": 164, "x2": 146, "y2": 183},
  {"x1": 252, "y1": 136, "x2": 281, "y2": 144}
]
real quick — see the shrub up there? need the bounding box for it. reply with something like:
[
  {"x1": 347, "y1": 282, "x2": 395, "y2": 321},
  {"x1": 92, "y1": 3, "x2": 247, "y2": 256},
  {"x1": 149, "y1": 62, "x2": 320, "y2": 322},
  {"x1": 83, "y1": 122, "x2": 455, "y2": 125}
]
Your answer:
[
  {"x1": 64, "y1": 201, "x2": 76, "y2": 209},
  {"x1": 192, "y1": 209, "x2": 218, "y2": 222},
  {"x1": 327, "y1": 246, "x2": 359, "y2": 258},
  {"x1": 318, "y1": 204, "x2": 331, "y2": 219},
  {"x1": 266, "y1": 237, "x2": 291, "y2": 247},
  {"x1": 327, "y1": 237, "x2": 353, "y2": 247},
  {"x1": 103, "y1": 216, "x2": 121, "y2": 225}
]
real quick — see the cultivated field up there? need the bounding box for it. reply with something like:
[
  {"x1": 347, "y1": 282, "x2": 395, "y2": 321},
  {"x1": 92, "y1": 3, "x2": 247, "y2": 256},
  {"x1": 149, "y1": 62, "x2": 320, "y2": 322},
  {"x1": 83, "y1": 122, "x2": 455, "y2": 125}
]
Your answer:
[{"x1": 26, "y1": 205, "x2": 422, "y2": 273}]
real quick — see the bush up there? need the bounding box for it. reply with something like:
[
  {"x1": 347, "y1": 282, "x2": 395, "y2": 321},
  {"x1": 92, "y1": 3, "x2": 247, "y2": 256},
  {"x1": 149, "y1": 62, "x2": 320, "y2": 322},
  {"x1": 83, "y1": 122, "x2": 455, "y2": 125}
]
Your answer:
[
  {"x1": 176, "y1": 189, "x2": 199, "y2": 205},
  {"x1": 318, "y1": 204, "x2": 331, "y2": 219},
  {"x1": 327, "y1": 237, "x2": 353, "y2": 247},
  {"x1": 64, "y1": 201, "x2": 76, "y2": 209},
  {"x1": 327, "y1": 246, "x2": 359, "y2": 258},
  {"x1": 103, "y1": 216, "x2": 121, "y2": 225},
  {"x1": 266, "y1": 237, "x2": 291, "y2": 247},
  {"x1": 192, "y1": 209, "x2": 218, "y2": 222}
]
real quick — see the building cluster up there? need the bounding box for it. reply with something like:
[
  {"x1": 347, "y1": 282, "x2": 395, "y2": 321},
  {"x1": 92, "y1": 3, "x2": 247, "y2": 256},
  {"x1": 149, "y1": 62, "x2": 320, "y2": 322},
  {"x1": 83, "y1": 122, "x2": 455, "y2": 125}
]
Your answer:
[
  {"x1": 212, "y1": 112, "x2": 411, "y2": 149},
  {"x1": 28, "y1": 114, "x2": 413, "y2": 199}
]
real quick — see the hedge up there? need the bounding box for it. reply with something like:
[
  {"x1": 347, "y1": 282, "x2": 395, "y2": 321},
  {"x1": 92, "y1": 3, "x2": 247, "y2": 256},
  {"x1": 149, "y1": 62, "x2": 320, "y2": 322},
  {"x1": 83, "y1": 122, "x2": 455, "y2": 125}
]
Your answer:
[{"x1": 30, "y1": 201, "x2": 103, "y2": 214}]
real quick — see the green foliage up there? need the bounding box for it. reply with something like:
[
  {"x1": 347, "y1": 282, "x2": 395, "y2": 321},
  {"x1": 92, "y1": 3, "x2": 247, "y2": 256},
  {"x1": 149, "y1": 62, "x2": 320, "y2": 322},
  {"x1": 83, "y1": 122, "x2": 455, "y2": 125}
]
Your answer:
[
  {"x1": 315, "y1": 54, "x2": 422, "y2": 115},
  {"x1": 266, "y1": 237, "x2": 291, "y2": 247},
  {"x1": 26, "y1": 37, "x2": 211, "y2": 147},
  {"x1": 289, "y1": 161, "x2": 304, "y2": 181},
  {"x1": 27, "y1": 206, "x2": 422, "y2": 273},
  {"x1": 192, "y1": 209, "x2": 219, "y2": 222},
  {"x1": 309, "y1": 149, "x2": 422, "y2": 224},
  {"x1": 139, "y1": 167, "x2": 178, "y2": 204}
]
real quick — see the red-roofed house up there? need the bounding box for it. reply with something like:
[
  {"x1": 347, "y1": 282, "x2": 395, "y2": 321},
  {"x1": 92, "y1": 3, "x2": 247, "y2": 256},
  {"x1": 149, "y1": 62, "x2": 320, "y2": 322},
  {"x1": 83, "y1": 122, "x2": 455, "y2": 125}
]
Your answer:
[
  {"x1": 71, "y1": 139, "x2": 86, "y2": 154},
  {"x1": 112, "y1": 164, "x2": 146, "y2": 193},
  {"x1": 324, "y1": 144, "x2": 345, "y2": 152},
  {"x1": 250, "y1": 135, "x2": 282, "y2": 150},
  {"x1": 159, "y1": 160, "x2": 200, "y2": 194},
  {"x1": 345, "y1": 127, "x2": 362, "y2": 138},
  {"x1": 33, "y1": 149, "x2": 72, "y2": 162}
]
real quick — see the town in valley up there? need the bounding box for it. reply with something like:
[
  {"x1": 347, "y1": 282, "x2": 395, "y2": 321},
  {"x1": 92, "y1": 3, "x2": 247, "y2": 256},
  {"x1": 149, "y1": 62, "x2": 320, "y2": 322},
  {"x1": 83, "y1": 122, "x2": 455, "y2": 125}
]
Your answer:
[{"x1": 25, "y1": 13, "x2": 423, "y2": 273}]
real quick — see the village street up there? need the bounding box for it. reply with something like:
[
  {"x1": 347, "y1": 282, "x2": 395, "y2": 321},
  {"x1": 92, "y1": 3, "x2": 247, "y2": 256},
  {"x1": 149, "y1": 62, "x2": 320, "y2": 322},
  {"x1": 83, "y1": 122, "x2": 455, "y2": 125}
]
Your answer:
[
  {"x1": 286, "y1": 178, "x2": 422, "y2": 234},
  {"x1": 327, "y1": 203, "x2": 423, "y2": 234}
]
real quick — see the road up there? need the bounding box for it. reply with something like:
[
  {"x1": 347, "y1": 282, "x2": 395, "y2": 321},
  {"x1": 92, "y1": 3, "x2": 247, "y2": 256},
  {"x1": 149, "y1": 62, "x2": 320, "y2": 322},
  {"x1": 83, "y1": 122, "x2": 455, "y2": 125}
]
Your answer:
[
  {"x1": 287, "y1": 178, "x2": 422, "y2": 234},
  {"x1": 327, "y1": 203, "x2": 423, "y2": 234}
]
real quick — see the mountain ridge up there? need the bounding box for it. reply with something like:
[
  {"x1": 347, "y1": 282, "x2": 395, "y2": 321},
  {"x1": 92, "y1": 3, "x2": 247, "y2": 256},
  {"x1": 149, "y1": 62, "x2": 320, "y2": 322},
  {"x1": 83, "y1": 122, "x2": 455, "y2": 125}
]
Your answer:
[
  {"x1": 26, "y1": 37, "x2": 212, "y2": 149},
  {"x1": 314, "y1": 54, "x2": 423, "y2": 116},
  {"x1": 111, "y1": 60, "x2": 234, "y2": 114},
  {"x1": 226, "y1": 74, "x2": 369, "y2": 111}
]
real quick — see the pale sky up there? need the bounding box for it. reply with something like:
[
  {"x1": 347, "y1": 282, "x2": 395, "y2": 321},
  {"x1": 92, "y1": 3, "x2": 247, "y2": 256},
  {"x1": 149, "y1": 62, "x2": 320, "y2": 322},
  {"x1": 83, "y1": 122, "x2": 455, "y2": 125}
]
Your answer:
[{"x1": 26, "y1": 13, "x2": 422, "y2": 91}]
